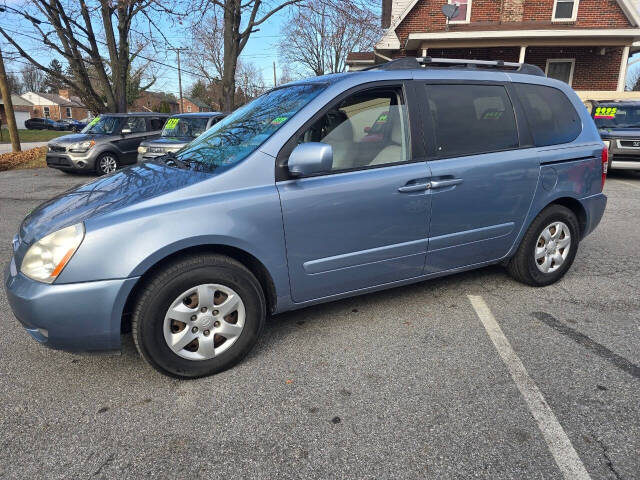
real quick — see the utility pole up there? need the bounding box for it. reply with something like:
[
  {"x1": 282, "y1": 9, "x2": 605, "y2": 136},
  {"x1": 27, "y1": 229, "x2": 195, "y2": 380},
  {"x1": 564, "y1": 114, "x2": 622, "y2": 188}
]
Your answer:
[
  {"x1": 169, "y1": 47, "x2": 188, "y2": 113},
  {"x1": 273, "y1": 61, "x2": 277, "y2": 87},
  {"x1": 0, "y1": 48, "x2": 20, "y2": 152}
]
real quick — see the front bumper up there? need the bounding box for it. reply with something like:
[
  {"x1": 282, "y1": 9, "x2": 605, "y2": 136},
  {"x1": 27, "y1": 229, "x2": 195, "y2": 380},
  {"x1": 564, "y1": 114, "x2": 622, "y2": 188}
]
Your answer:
[
  {"x1": 610, "y1": 156, "x2": 640, "y2": 170},
  {"x1": 137, "y1": 151, "x2": 166, "y2": 163},
  {"x1": 46, "y1": 150, "x2": 97, "y2": 171},
  {"x1": 608, "y1": 139, "x2": 640, "y2": 170},
  {"x1": 4, "y1": 258, "x2": 138, "y2": 352}
]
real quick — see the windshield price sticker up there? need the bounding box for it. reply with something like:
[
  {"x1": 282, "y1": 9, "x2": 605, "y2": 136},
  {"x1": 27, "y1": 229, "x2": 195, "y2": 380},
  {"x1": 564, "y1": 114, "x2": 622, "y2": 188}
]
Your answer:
[
  {"x1": 165, "y1": 118, "x2": 180, "y2": 129},
  {"x1": 594, "y1": 107, "x2": 617, "y2": 119},
  {"x1": 88, "y1": 117, "x2": 100, "y2": 126},
  {"x1": 271, "y1": 116, "x2": 288, "y2": 125}
]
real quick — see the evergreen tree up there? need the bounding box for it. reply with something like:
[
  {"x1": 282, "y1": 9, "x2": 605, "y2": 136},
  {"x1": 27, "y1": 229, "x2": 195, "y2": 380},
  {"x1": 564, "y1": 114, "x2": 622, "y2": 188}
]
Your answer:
[{"x1": 43, "y1": 59, "x2": 65, "y2": 93}]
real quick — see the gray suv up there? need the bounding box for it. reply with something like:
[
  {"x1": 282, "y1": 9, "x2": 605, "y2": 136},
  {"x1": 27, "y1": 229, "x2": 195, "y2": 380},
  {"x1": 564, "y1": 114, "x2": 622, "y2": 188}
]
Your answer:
[
  {"x1": 137, "y1": 112, "x2": 226, "y2": 162},
  {"x1": 46, "y1": 113, "x2": 169, "y2": 175},
  {"x1": 588, "y1": 100, "x2": 640, "y2": 171}
]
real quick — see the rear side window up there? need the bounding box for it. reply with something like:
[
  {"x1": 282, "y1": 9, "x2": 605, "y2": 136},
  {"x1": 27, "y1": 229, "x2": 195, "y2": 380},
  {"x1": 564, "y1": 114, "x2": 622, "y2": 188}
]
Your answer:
[
  {"x1": 514, "y1": 84, "x2": 581, "y2": 147},
  {"x1": 426, "y1": 84, "x2": 519, "y2": 157}
]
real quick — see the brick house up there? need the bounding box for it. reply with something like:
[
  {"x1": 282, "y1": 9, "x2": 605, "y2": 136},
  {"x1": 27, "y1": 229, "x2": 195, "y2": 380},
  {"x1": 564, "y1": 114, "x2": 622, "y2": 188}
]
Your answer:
[
  {"x1": 180, "y1": 96, "x2": 213, "y2": 113},
  {"x1": 21, "y1": 89, "x2": 89, "y2": 121},
  {"x1": 132, "y1": 91, "x2": 179, "y2": 113},
  {"x1": 349, "y1": 0, "x2": 640, "y2": 98},
  {"x1": 0, "y1": 94, "x2": 33, "y2": 129}
]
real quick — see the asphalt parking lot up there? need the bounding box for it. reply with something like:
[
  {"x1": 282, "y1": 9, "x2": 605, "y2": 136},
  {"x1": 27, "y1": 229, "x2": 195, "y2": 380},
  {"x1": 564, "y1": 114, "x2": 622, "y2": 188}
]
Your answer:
[{"x1": 1, "y1": 167, "x2": 639, "y2": 479}]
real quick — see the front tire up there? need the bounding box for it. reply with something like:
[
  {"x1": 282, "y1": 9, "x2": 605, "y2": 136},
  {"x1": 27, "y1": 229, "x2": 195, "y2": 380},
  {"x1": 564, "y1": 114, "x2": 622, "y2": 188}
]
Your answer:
[
  {"x1": 95, "y1": 153, "x2": 119, "y2": 175},
  {"x1": 507, "y1": 204, "x2": 580, "y2": 286},
  {"x1": 132, "y1": 254, "x2": 266, "y2": 378}
]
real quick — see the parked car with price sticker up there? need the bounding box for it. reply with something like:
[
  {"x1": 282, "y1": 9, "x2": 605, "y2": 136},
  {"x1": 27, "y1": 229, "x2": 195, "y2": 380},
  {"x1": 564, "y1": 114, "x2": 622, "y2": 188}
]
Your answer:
[
  {"x1": 587, "y1": 100, "x2": 640, "y2": 171},
  {"x1": 45, "y1": 112, "x2": 169, "y2": 175},
  {"x1": 137, "y1": 112, "x2": 226, "y2": 163},
  {"x1": 7, "y1": 58, "x2": 607, "y2": 378}
]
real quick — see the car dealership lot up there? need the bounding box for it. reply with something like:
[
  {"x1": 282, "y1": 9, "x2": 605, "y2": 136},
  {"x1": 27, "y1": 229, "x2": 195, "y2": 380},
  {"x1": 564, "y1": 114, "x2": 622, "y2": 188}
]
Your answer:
[{"x1": 1, "y1": 168, "x2": 639, "y2": 479}]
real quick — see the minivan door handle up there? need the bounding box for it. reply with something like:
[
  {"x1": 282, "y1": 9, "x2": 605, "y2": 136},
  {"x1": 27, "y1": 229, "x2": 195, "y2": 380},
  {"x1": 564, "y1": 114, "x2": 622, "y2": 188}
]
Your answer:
[
  {"x1": 429, "y1": 178, "x2": 463, "y2": 189},
  {"x1": 398, "y1": 183, "x2": 431, "y2": 193}
]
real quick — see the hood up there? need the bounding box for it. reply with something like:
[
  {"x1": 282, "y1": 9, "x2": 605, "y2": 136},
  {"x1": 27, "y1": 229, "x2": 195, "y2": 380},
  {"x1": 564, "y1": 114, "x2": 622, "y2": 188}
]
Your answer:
[
  {"x1": 598, "y1": 127, "x2": 640, "y2": 139},
  {"x1": 48, "y1": 133, "x2": 108, "y2": 145},
  {"x1": 140, "y1": 136, "x2": 193, "y2": 148},
  {"x1": 19, "y1": 161, "x2": 211, "y2": 245}
]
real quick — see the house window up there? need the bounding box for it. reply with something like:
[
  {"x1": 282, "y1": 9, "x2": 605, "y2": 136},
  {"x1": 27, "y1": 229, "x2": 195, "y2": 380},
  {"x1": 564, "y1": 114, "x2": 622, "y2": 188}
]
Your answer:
[
  {"x1": 66, "y1": 107, "x2": 72, "y2": 118},
  {"x1": 43, "y1": 106, "x2": 50, "y2": 118},
  {"x1": 187, "y1": 105, "x2": 192, "y2": 112},
  {"x1": 448, "y1": 0, "x2": 471, "y2": 23},
  {"x1": 553, "y1": 0, "x2": 579, "y2": 21},
  {"x1": 545, "y1": 59, "x2": 575, "y2": 85}
]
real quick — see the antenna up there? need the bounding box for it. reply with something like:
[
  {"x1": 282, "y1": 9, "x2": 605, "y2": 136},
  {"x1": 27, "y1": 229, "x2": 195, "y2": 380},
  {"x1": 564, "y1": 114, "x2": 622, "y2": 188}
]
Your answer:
[{"x1": 441, "y1": 3, "x2": 459, "y2": 20}]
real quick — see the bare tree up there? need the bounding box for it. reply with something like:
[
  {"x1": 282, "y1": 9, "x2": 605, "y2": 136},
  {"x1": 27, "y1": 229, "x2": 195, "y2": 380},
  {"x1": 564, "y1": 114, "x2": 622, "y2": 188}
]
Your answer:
[
  {"x1": 21, "y1": 65, "x2": 46, "y2": 93},
  {"x1": 279, "y1": 0, "x2": 380, "y2": 76},
  {"x1": 0, "y1": 1, "x2": 182, "y2": 113},
  {"x1": 236, "y1": 61, "x2": 266, "y2": 102},
  {"x1": 189, "y1": 15, "x2": 225, "y2": 83},
  {"x1": 195, "y1": 0, "x2": 306, "y2": 111},
  {"x1": 278, "y1": 64, "x2": 296, "y2": 85}
]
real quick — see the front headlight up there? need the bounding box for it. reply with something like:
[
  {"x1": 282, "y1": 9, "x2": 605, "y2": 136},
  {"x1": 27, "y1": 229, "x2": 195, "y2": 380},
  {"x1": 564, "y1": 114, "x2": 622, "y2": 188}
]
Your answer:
[
  {"x1": 68, "y1": 140, "x2": 95, "y2": 153},
  {"x1": 138, "y1": 145, "x2": 148, "y2": 154},
  {"x1": 21, "y1": 224, "x2": 84, "y2": 284}
]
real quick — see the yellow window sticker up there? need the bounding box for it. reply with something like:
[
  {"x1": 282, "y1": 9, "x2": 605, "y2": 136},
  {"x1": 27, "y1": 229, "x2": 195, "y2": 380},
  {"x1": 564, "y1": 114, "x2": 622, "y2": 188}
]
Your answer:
[
  {"x1": 88, "y1": 117, "x2": 100, "y2": 126},
  {"x1": 164, "y1": 118, "x2": 179, "y2": 129},
  {"x1": 271, "y1": 116, "x2": 288, "y2": 125},
  {"x1": 594, "y1": 107, "x2": 617, "y2": 119}
]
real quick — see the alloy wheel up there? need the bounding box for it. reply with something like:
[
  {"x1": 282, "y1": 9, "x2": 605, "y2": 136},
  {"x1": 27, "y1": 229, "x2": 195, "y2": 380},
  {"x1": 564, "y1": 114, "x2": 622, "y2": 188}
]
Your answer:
[{"x1": 99, "y1": 155, "x2": 117, "y2": 174}]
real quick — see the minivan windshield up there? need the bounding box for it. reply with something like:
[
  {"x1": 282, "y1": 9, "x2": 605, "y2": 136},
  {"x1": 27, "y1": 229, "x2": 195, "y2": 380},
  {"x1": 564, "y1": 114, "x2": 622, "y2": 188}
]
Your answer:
[
  {"x1": 594, "y1": 105, "x2": 640, "y2": 128},
  {"x1": 81, "y1": 116, "x2": 122, "y2": 135},
  {"x1": 175, "y1": 84, "x2": 325, "y2": 171},
  {"x1": 161, "y1": 117, "x2": 210, "y2": 138}
]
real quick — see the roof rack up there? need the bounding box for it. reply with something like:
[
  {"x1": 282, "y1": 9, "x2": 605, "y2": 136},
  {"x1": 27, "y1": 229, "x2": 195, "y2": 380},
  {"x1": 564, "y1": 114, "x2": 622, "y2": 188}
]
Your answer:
[{"x1": 366, "y1": 56, "x2": 545, "y2": 77}]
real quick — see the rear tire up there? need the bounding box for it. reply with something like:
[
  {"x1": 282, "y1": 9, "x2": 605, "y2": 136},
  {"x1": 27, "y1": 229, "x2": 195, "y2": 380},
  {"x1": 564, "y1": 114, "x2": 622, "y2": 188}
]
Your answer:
[
  {"x1": 132, "y1": 254, "x2": 266, "y2": 378},
  {"x1": 507, "y1": 204, "x2": 580, "y2": 286}
]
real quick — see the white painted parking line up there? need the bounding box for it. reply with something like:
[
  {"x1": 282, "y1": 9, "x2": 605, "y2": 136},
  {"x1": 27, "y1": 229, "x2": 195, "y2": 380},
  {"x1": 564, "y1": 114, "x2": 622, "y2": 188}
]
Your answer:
[{"x1": 467, "y1": 295, "x2": 591, "y2": 480}]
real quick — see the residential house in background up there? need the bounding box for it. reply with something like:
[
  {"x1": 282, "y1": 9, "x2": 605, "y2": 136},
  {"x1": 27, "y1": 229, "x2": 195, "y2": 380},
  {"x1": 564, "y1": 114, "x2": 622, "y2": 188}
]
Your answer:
[
  {"x1": 132, "y1": 91, "x2": 179, "y2": 113},
  {"x1": 349, "y1": 0, "x2": 640, "y2": 99},
  {"x1": 0, "y1": 94, "x2": 33, "y2": 129},
  {"x1": 21, "y1": 89, "x2": 89, "y2": 121},
  {"x1": 180, "y1": 96, "x2": 212, "y2": 113}
]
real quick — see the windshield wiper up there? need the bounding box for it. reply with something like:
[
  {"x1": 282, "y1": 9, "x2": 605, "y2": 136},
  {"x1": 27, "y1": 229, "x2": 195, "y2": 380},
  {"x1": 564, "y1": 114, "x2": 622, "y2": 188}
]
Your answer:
[{"x1": 160, "y1": 152, "x2": 189, "y2": 169}]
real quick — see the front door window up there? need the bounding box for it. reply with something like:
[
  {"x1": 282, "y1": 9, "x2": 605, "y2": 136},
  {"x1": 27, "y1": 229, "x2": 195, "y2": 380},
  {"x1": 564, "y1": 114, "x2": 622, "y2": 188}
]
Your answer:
[{"x1": 297, "y1": 87, "x2": 410, "y2": 172}]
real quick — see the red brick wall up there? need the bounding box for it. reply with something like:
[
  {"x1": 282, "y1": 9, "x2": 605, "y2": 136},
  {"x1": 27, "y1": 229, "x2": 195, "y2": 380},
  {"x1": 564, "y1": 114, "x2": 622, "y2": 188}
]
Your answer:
[
  {"x1": 408, "y1": 46, "x2": 622, "y2": 90},
  {"x1": 425, "y1": 46, "x2": 521, "y2": 62},
  {"x1": 524, "y1": 46, "x2": 623, "y2": 90},
  {"x1": 31, "y1": 105, "x2": 88, "y2": 121},
  {"x1": 395, "y1": 0, "x2": 632, "y2": 46},
  {"x1": 181, "y1": 98, "x2": 206, "y2": 113},
  {"x1": 523, "y1": 0, "x2": 630, "y2": 27}
]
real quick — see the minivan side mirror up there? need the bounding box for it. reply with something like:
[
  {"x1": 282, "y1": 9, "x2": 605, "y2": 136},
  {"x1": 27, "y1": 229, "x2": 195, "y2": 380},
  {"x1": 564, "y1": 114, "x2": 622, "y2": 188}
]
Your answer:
[
  {"x1": 287, "y1": 142, "x2": 333, "y2": 177},
  {"x1": 121, "y1": 128, "x2": 132, "y2": 135}
]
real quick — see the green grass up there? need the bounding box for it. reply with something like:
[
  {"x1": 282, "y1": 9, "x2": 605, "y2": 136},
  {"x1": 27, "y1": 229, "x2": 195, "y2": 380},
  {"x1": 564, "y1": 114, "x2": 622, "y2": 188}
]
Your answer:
[{"x1": 0, "y1": 128, "x2": 69, "y2": 144}]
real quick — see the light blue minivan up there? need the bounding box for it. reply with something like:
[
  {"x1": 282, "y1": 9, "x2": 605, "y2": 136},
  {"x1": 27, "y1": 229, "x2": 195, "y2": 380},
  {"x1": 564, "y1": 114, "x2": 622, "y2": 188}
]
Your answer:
[{"x1": 5, "y1": 58, "x2": 607, "y2": 378}]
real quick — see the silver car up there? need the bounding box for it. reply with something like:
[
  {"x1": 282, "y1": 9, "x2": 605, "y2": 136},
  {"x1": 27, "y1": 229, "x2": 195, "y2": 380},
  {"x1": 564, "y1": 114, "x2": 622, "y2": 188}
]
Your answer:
[{"x1": 137, "y1": 112, "x2": 226, "y2": 162}]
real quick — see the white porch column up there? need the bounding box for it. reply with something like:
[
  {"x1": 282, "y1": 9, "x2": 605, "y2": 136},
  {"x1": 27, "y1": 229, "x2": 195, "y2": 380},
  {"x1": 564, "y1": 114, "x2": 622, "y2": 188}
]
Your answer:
[
  {"x1": 519, "y1": 45, "x2": 527, "y2": 63},
  {"x1": 617, "y1": 46, "x2": 630, "y2": 92}
]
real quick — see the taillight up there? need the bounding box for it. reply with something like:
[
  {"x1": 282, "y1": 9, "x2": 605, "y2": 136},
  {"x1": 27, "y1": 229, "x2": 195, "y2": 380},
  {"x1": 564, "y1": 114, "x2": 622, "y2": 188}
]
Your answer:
[{"x1": 601, "y1": 143, "x2": 609, "y2": 191}]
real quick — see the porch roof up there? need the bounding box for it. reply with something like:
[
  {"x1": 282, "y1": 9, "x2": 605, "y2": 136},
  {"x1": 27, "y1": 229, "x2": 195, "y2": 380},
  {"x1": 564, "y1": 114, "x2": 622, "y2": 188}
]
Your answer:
[{"x1": 403, "y1": 28, "x2": 640, "y2": 51}]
